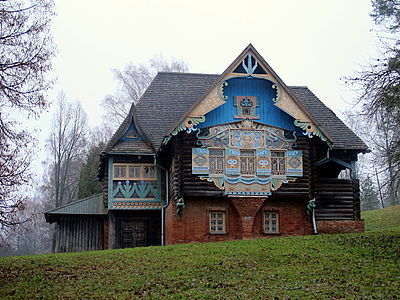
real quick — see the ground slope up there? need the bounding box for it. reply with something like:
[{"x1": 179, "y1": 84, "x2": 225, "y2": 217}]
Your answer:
[
  {"x1": 362, "y1": 204, "x2": 400, "y2": 231},
  {"x1": 0, "y1": 227, "x2": 399, "y2": 299}
]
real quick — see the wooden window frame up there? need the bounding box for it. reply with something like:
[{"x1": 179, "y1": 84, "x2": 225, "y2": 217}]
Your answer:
[
  {"x1": 271, "y1": 150, "x2": 286, "y2": 176},
  {"x1": 209, "y1": 148, "x2": 225, "y2": 176},
  {"x1": 113, "y1": 163, "x2": 156, "y2": 180},
  {"x1": 240, "y1": 149, "x2": 256, "y2": 175},
  {"x1": 209, "y1": 211, "x2": 227, "y2": 234},
  {"x1": 263, "y1": 211, "x2": 280, "y2": 234}
]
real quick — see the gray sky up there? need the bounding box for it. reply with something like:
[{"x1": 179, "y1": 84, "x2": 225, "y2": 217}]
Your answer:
[{"x1": 31, "y1": 0, "x2": 379, "y2": 174}]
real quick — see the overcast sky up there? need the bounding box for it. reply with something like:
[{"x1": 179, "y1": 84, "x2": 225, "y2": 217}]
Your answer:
[{"x1": 30, "y1": 0, "x2": 379, "y2": 174}]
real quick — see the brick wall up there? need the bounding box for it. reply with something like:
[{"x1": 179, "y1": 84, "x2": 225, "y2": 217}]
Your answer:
[
  {"x1": 165, "y1": 197, "x2": 317, "y2": 244},
  {"x1": 165, "y1": 197, "x2": 242, "y2": 245},
  {"x1": 317, "y1": 220, "x2": 364, "y2": 234},
  {"x1": 253, "y1": 198, "x2": 313, "y2": 237}
]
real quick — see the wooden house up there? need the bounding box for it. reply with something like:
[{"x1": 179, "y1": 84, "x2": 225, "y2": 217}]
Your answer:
[{"x1": 45, "y1": 44, "x2": 368, "y2": 252}]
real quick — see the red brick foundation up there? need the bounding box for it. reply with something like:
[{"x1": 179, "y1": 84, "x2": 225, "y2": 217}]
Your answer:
[
  {"x1": 165, "y1": 197, "x2": 242, "y2": 245},
  {"x1": 253, "y1": 198, "x2": 313, "y2": 237},
  {"x1": 165, "y1": 197, "x2": 364, "y2": 245},
  {"x1": 165, "y1": 197, "x2": 317, "y2": 244},
  {"x1": 317, "y1": 220, "x2": 364, "y2": 234}
]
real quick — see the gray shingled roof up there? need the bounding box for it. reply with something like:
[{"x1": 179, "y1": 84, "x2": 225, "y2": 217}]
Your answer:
[
  {"x1": 289, "y1": 86, "x2": 367, "y2": 150},
  {"x1": 104, "y1": 72, "x2": 367, "y2": 154},
  {"x1": 135, "y1": 72, "x2": 220, "y2": 151},
  {"x1": 44, "y1": 194, "x2": 107, "y2": 223}
]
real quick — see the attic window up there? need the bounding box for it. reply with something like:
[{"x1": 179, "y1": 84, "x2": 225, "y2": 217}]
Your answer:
[{"x1": 235, "y1": 96, "x2": 258, "y2": 119}]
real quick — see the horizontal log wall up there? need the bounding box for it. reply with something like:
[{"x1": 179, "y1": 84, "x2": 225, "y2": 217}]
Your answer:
[
  {"x1": 54, "y1": 216, "x2": 104, "y2": 253},
  {"x1": 315, "y1": 178, "x2": 360, "y2": 220}
]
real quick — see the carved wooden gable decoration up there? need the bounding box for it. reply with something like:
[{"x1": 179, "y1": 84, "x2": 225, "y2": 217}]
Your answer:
[{"x1": 174, "y1": 45, "x2": 328, "y2": 196}]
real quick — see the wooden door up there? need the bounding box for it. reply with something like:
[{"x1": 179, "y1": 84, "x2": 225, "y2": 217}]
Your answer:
[{"x1": 120, "y1": 219, "x2": 146, "y2": 248}]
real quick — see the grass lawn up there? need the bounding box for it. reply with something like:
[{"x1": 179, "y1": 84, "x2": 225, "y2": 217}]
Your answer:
[
  {"x1": 1, "y1": 226, "x2": 399, "y2": 299},
  {"x1": 362, "y1": 204, "x2": 400, "y2": 231}
]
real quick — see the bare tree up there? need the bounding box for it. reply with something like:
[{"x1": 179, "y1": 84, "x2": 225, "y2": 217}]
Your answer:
[
  {"x1": 343, "y1": 108, "x2": 399, "y2": 207},
  {"x1": 47, "y1": 93, "x2": 89, "y2": 208},
  {"x1": 0, "y1": 0, "x2": 54, "y2": 239},
  {"x1": 343, "y1": 0, "x2": 400, "y2": 207},
  {"x1": 102, "y1": 56, "x2": 188, "y2": 129}
]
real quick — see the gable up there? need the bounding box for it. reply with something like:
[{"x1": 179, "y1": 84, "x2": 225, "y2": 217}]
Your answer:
[
  {"x1": 125, "y1": 45, "x2": 367, "y2": 153},
  {"x1": 104, "y1": 104, "x2": 154, "y2": 155},
  {"x1": 170, "y1": 45, "x2": 329, "y2": 143}
]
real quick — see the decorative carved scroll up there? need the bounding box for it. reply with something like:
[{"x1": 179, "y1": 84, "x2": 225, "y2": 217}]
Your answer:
[{"x1": 294, "y1": 120, "x2": 327, "y2": 141}]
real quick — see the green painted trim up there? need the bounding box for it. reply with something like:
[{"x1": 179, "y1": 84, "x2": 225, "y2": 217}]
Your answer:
[
  {"x1": 315, "y1": 157, "x2": 354, "y2": 171},
  {"x1": 171, "y1": 116, "x2": 206, "y2": 136},
  {"x1": 294, "y1": 120, "x2": 328, "y2": 142},
  {"x1": 108, "y1": 157, "x2": 113, "y2": 209}
]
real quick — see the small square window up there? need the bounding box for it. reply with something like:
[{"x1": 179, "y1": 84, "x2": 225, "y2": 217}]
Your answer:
[
  {"x1": 264, "y1": 211, "x2": 279, "y2": 234},
  {"x1": 209, "y1": 211, "x2": 226, "y2": 234}
]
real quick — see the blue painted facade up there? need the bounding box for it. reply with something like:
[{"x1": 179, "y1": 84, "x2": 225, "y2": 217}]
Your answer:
[{"x1": 198, "y1": 77, "x2": 299, "y2": 132}]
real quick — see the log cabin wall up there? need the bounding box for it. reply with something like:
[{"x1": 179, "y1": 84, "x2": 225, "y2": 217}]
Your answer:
[
  {"x1": 53, "y1": 216, "x2": 104, "y2": 253},
  {"x1": 310, "y1": 139, "x2": 362, "y2": 222}
]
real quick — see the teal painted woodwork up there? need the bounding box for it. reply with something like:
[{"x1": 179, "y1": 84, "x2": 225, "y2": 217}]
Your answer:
[
  {"x1": 108, "y1": 159, "x2": 166, "y2": 210},
  {"x1": 112, "y1": 181, "x2": 160, "y2": 199},
  {"x1": 256, "y1": 149, "x2": 271, "y2": 176},
  {"x1": 122, "y1": 122, "x2": 144, "y2": 141},
  {"x1": 192, "y1": 148, "x2": 209, "y2": 174},
  {"x1": 198, "y1": 77, "x2": 299, "y2": 131},
  {"x1": 287, "y1": 150, "x2": 303, "y2": 177}
]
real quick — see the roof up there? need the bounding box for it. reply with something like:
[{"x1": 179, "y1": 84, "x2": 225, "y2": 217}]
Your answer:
[
  {"x1": 104, "y1": 104, "x2": 154, "y2": 155},
  {"x1": 44, "y1": 194, "x2": 107, "y2": 223},
  {"x1": 135, "y1": 72, "x2": 220, "y2": 151},
  {"x1": 130, "y1": 72, "x2": 367, "y2": 151},
  {"x1": 289, "y1": 87, "x2": 368, "y2": 150}
]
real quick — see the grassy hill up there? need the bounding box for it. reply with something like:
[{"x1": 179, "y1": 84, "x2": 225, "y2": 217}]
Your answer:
[
  {"x1": 362, "y1": 204, "x2": 400, "y2": 231},
  {"x1": 1, "y1": 226, "x2": 399, "y2": 299}
]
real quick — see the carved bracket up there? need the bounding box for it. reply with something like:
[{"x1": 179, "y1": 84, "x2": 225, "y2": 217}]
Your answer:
[{"x1": 294, "y1": 120, "x2": 327, "y2": 142}]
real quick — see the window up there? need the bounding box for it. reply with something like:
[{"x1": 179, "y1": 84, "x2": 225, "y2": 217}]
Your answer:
[
  {"x1": 240, "y1": 150, "x2": 255, "y2": 175},
  {"x1": 209, "y1": 211, "x2": 226, "y2": 234},
  {"x1": 271, "y1": 151, "x2": 286, "y2": 175},
  {"x1": 264, "y1": 211, "x2": 279, "y2": 233},
  {"x1": 113, "y1": 164, "x2": 156, "y2": 180},
  {"x1": 209, "y1": 149, "x2": 224, "y2": 175},
  {"x1": 242, "y1": 106, "x2": 251, "y2": 116}
]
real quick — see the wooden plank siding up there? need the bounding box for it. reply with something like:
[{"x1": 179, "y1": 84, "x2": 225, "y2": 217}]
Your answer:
[
  {"x1": 314, "y1": 178, "x2": 360, "y2": 220},
  {"x1": 54, "y1": 216, "x2": 104, "y2": 253}
]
